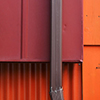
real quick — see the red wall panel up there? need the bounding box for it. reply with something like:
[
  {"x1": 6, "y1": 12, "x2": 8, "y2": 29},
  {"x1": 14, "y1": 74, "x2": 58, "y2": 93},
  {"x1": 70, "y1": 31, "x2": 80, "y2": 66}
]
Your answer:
[
  {"x1": 22, "y1": 0, "x2": 51, "y2": 61},
  {"x1": 62, "y1": 0, "x2": 83, "y2": 62},
  {"x1": 22, "y1": 0, "x2": 83, "y2": 62},
  {"x1": 0, "y1": 0, "x2": 21, "y2": 60},
  {"x1": 0, "y1": 0, "x2": 82, "y2": 62}
]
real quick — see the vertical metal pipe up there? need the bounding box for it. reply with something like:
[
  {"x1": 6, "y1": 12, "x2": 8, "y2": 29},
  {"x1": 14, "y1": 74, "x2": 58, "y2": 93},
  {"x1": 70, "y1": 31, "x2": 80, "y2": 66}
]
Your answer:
[{"x1": 50, "y1": 0, "x2": 64, "y2": 99}]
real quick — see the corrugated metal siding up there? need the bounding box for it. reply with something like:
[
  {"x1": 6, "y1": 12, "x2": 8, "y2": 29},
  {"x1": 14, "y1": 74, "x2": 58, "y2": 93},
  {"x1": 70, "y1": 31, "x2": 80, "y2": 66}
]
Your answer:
[
  {"x1": 63, "y1": 63, "x2": 82, "y2": 100},
  {"x1": 0, "y1": 63, "x2": 81, "y2": 100}
]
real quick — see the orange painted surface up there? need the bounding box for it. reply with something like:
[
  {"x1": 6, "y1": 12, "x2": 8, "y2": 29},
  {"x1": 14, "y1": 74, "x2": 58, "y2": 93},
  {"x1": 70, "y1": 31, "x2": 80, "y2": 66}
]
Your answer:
[
  {"x1": 83, "y1": 46, "x2": 100, "y2": 100},
  {"x1": 0, "y1": 63, "x2": 81, "y2": 100},
  {"x1": 84, "y1": 0, "x2": 100, "y2": 45},
  {"x1": 63, "y1": 63, "x2": 82, "y2": 100},
  {"x1": 83, "y1": 0, "x2": 100, "y2": 99}
]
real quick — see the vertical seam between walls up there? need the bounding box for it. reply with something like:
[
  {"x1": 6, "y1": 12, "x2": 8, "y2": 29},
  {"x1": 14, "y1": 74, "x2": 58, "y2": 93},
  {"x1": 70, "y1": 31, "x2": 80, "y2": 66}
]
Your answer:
[{"x1": 21, "y1": 0, "x2": 23, "y2": 59}]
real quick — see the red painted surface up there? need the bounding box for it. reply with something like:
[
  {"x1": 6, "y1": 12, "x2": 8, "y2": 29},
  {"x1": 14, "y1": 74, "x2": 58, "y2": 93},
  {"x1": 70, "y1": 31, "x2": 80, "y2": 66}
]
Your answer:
[
  {"x1": 0, "y1": 0, "x2": 21, "y2": 60},
  {"x1": 22, "y1": 0, "x2": 83, "y2": 62},
  {"x1": 22, "y1": 0, "x2": 51, "y2": 61},
  {"x1": 62, "y1": 0, "x2": 83, "y2": 62},
  {"x1": 0, "y1": 63, "x2": 82, "y2": 100},
  {"x1": 0, "y1": 0, "x2": 83, "y2": 62}
]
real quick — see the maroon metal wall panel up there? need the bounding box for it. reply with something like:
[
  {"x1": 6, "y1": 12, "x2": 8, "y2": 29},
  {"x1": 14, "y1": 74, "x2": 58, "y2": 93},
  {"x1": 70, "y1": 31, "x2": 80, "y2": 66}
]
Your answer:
[
  {"x1": 0, "y1": 0, "x2": 21, "y2": 60},
  {"x1": 0, "y1": 63, "x2": 82, "y2": 100},
  {"x1": 62, "y1": 0, "x2": 83, "y2": 62},
  {"x1": 0, "y1": 0, "x2": 82, "y2": 62},
  {"x1": 22, "y1": 0, "x2": 83, "y2": 62},
  {"x1": 22, "y1": 0, "x2": 51, "y2": 61}
]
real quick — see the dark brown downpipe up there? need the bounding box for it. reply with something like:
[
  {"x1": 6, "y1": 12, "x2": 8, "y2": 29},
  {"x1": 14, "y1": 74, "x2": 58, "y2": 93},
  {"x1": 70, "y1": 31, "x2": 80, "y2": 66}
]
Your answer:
[{"x1": 50, "y1": 0, "x2": 64, "y2": 99}]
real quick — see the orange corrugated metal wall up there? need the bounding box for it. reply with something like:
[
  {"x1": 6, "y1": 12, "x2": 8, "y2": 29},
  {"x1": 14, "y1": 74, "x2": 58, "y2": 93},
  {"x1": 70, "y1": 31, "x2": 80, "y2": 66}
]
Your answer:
[{"x1": 0, "y1": 63, "x2": 82, "y2": 100}]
